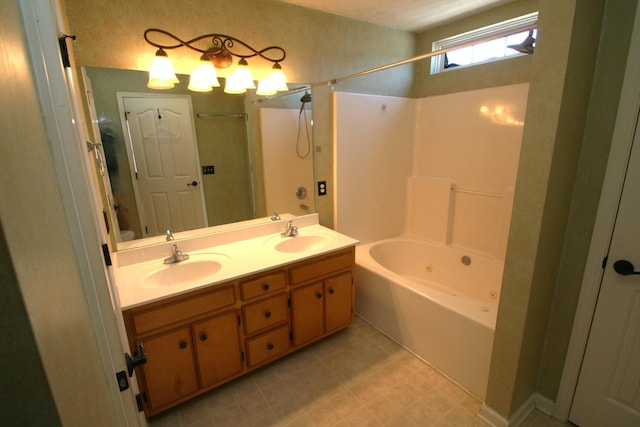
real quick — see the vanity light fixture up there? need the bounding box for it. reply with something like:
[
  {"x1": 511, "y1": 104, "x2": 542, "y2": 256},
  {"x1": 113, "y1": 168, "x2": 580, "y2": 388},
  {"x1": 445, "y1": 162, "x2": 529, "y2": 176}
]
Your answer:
[{"x1": 144, "y1": 28, "x2": 288, "y2": 94}]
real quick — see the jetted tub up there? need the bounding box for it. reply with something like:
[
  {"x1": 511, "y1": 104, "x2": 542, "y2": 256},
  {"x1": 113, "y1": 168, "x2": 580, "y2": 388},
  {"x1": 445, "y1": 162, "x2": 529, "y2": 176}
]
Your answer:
[{"x1": 355, "y1": 235, "x2": 503, "y2": 399}]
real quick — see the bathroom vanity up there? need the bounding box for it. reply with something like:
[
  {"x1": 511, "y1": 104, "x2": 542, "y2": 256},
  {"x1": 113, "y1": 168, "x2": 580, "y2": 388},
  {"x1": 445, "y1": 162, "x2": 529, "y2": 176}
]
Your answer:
[{"x1": 112, "y1": 215, "x2": 358, "y2": 417}]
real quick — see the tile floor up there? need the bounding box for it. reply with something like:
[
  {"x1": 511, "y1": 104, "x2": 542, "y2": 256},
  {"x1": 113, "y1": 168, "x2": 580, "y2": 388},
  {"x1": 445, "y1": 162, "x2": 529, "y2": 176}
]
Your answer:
[{"x1": 148, "y1": 317, "x2": 567, "y2": 427}]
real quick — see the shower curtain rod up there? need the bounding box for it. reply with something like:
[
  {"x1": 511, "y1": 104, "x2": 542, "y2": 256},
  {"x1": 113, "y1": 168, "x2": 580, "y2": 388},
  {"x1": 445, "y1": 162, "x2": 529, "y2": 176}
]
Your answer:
[
  {"x1": 314, "y1": 23, "x2": 537, "y2": 88},
  {"x1": 253, "y1": 85, "x2": 310, "y2": 104},
  {"x1": 196, "y1": 113, "x2": 246, "y2": 118}
]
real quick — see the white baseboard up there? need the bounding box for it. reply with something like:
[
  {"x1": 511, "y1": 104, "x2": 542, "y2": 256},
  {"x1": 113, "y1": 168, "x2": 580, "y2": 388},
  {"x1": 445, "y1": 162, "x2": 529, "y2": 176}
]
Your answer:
[{"x1": 479, "y1": 393, "x2": 554, "y2": 426}]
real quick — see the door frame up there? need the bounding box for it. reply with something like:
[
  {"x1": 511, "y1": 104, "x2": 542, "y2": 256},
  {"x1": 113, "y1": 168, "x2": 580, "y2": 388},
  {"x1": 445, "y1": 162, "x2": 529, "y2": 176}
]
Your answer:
[
  {"x1": 21, "y1": 0, "x2": 145, "y2": 425},
  {"x1": 554, "y1": 3, "x2": 640, "y2": 421},
  {"x1": 116, "y1": 92, "x2": 207, "y2": 237}
]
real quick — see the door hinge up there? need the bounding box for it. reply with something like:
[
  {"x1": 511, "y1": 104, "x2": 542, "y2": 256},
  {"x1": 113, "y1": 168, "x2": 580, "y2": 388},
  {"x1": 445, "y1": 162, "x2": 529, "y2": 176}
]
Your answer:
[
  {"x1": 237, "y1": 315, "x2": 241, "y2": 326},
  {"x1": 115, "y1": 370, "x2": 129, "y2": 391},
  {"x1": 57, "y1": 34, "x2": 75, "y2": 68},
  {"x1": 288, "y1": 298, "x2": 291, "y2": 308},
  {"x1": 101, "y1": 243, "x2": 112, "y2": 266},
  {"x1": 289, "y1": 331, "x2": 293, "y2": 342},
  {"x1": 135, "y1": 394, "x2": 144, "y2": 412},
  {"x1": 241, "y1": 351, "x2": 245, "y2": 362}
]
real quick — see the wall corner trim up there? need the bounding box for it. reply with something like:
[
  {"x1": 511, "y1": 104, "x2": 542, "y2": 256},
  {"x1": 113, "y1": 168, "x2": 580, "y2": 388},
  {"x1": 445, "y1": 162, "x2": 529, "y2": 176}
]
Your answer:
[{"x1": 478, "y1": 393, "x2": 554, "y2": 426}]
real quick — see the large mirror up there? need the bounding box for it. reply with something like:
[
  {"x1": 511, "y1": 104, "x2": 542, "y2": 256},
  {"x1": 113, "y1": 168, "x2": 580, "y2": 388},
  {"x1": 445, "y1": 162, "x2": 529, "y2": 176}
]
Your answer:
[{"x1": 83, "y1": 67, "x2": 314, "y2": 249}]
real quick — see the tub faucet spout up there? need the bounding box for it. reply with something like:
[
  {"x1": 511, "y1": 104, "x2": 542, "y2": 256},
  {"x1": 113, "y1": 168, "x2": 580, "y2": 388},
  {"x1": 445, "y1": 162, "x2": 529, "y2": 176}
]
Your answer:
[{"x1": 164, "y1": 244, "x2": 190, "y2": 264}]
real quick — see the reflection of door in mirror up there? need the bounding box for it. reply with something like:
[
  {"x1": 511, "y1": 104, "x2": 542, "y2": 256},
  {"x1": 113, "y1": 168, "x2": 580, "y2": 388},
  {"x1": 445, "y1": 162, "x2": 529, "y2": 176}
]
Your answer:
[
  {"x1": 260, "y1": 107, "x2": 315, "y2": 216},
  {"x1": 83, "y1": 67, "x2": 256, "y2": 244},
  {"x1": 118, "y1": 94, "x2": 207, "y2": 238}
]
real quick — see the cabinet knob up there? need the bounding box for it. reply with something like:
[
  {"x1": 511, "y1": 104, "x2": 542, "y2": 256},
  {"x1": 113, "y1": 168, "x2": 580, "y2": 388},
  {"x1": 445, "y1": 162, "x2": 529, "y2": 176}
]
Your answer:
[
  {"x1": 316, "y1": 292, "x2": 323, "y2": 299},
  {"x1": 264, "y1": 310, "x2": 272, "y2": 319},
  {"x1": 179, "y1": 341, "x2": 188, "y2": 350},
  {"x1": 262, "y1": 283, "x2": 270, "y2": 291},
  {"x1": 329, "y1": 288, "x2": 335, "y2": 294},
  {"x1": 200, "y1": 333, "x2": 208, "y2": 342},
  {"x1": 267, "y1": 343, "x2": 274, "y2": 351}
]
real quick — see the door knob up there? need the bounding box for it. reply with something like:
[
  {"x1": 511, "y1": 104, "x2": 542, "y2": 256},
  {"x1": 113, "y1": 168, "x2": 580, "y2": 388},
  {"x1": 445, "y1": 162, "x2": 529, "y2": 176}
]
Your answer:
[
  {"x1": 187, "y1": 181, "x2": 198, "y2": 187},
  {"x1": 613, "y1": 259, "x2": 640, "y2": 276}
]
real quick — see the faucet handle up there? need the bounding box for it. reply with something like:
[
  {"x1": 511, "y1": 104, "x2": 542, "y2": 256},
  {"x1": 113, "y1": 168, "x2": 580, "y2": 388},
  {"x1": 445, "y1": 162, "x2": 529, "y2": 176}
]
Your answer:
[
  {"x1": 165, "y1": 229, "x2": 174, "y2": 241},
  {"x1": 271, "y1": 211, "x2": 281, "y2": 221}
]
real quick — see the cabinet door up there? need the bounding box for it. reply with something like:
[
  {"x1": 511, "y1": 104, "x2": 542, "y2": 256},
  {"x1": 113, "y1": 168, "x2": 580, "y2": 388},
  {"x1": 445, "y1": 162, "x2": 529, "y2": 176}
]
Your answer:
[
  {"x1": 141, "y1": 327, "x2": 198, "y2": 410},
  {"x1": 291, "y1": 282, "x2": 325, "y2": 346},
  {"x1": 325, "y1": 272, "x2": 353, "y2": 332},
  {"x1": 193, "y1": 311, "x2": 243, "y2": 388}
]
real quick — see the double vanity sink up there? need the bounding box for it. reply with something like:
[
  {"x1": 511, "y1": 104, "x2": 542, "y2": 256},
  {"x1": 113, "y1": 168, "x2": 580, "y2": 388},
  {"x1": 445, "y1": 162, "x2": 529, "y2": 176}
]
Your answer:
[
  {"x1": 113, "y1": 214, "x2": 356, "y2": 309},
  {"x1": 112, "y1": 214, "x2": 359, "y2": 416}
]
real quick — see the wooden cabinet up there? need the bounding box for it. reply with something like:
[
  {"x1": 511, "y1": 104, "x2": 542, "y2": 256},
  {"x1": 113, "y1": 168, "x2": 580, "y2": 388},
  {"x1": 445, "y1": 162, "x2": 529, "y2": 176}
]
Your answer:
[
  {"x1": 123, "y1": 246, "x2": 355, "y2": 417},
  {"x1": 290, "y1": 251, "x2": 354, "y2": 347},
  {"x1": 139, "y1": 326, "x2": 198, "y2": 409},
  {"x1": 193, "y1": 311, "x2": 243, "y2": 388}
]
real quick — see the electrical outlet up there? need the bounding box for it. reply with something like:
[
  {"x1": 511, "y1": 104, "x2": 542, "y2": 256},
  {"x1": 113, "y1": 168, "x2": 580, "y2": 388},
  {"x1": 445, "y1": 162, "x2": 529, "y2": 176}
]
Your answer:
[
  {"x1": 317, "y1": 180, "x2": 327, "y2": 196},
  {"x1": 202, "y1": 165, "x2": 215, "y2": 175}
]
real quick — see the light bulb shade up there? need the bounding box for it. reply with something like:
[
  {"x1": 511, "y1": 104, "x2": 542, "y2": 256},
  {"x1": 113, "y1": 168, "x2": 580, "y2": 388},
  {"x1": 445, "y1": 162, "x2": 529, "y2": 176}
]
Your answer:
[
  {"x1": 269, "y1": 63, "x2": 288, "y2": 91},
  {"x1": 234, "y1": 58, "x2": 256, "y2": 89},
  {"x1": 188, "y1": 57, "x2": 220, "y2": 92},
  {"x1": 223, "y1": 73, "x2": 247, "y2": 94},
  {"x1": 147, "y1": 49, "x2": 179, "y2": 89},
  {"x1": 256, "y1": 79, "x2": 277, "y2": 96}
]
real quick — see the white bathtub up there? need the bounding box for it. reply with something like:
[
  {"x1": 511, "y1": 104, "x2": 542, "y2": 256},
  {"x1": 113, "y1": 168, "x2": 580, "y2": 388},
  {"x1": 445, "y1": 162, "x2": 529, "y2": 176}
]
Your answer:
[{"x1": 355, "y1": 235, "x2": 503, "y2": 399}]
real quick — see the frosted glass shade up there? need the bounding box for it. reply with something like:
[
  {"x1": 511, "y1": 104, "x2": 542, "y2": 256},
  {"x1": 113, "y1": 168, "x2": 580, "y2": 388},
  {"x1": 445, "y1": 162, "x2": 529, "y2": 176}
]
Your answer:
[
  {"x1": 147, "y1": 49, "x2": 179, "y2": 89},
  {"x1": 269, "y1": 64, "x2": 288, "y2": 91},
  {"x1": 256, "y1": 79, "x2": 277, "y2": 96},
  {"x1": 234, "y1": 59, "x2": 256, "y2": 89},
  {"x1": 188, "y1": 58, "x2": 220, "y2": 92},
  {"x1": 223, "y1": 73, "x2": 246, "y2": 94}
]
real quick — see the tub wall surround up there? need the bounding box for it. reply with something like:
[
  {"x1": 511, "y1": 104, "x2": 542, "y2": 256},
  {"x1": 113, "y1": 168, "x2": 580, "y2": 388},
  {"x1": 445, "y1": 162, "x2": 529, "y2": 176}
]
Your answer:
[{"x1": 335, "y1": 84, "x2": 528, "y2": 261}]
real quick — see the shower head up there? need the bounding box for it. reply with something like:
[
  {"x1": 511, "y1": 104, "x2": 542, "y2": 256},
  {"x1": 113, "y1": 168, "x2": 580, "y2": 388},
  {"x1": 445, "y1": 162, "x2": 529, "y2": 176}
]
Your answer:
[
  {"x1": 300, "y1": 91, "x2": 312, "y2": 103},
  {"x1": 508, "y1": 30, "x2": 535, "y2": 55},
  {"x1": 299, "y1": 91, "x2": 312, "y2": 114}
]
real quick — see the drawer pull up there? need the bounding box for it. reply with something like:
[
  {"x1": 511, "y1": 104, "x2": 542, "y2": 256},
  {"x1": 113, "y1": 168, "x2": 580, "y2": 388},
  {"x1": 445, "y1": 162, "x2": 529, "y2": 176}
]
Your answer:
[
  {"x1": 262, "y1": 283, "x2": 270, "y2": 291},
  {"x1": 264, "y1": 310, "x2": 272, "y2": 319},
  {"x1": 316, "y1": 292, "x2": 322, "y2": 299},
  {"x1": 267, "y1": 343, "x2": 274, "y2": 351},
  {"x1": 179, "y1": 341, "x2": 188, "y2": 350},
  {"x1": 329, "y1": 288, "x2": 335, "y2": 294},
  {"x1": 200, "y1": 333, "x2": 208, "y2": 342}
]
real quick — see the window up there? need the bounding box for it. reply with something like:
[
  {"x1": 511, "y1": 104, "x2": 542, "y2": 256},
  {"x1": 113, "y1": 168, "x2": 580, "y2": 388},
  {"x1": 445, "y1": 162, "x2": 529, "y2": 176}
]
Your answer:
[{"x1": 431, "y1": 12, "x2": 538, "y2": 74}]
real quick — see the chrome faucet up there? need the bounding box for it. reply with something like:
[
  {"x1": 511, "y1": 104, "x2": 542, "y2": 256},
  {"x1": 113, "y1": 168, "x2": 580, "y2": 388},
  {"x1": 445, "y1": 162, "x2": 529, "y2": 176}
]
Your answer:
[
  {"x1": 164, "y1": 244, "x2": 190, "y2": 264},
  {"x1": 281, "y1": 221, "x2": 299, "y2": 237},
  {"x1": 271, "y1": 211, "x2": 281, "y2": 221},
  {"x1": 165, "y1": 229, "x2": 174, "y2": 241}
]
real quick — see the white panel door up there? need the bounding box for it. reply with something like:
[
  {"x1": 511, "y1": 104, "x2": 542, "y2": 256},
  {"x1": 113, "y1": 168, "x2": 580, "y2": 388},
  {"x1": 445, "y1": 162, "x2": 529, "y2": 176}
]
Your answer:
[
  {"x1": 122, "y1": 95, "x2": 206, "y2": 237},
  {"x1": 570, "y1": 110, "x2": 640, "y2": 426}
]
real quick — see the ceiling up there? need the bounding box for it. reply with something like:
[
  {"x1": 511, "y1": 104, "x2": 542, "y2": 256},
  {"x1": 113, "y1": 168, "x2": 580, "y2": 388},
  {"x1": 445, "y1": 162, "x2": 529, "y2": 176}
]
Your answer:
[{"x1": 277, "y1": 0, "x2": 518, "y2": 32}]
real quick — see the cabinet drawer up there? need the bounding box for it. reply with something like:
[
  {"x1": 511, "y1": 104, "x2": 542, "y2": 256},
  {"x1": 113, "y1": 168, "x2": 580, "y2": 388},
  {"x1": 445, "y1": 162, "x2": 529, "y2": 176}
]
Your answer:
[
  {"x1": 289, "y1": 248, "x2": 354, "y2": 286},
  {"x1": 245, "y1": 325, "x2": 290, "y2": 367},
  {"x1": 131, "y1": 285, "x2": 235, "y2": 334},
  {"x1": 240, "y1": 271, "x2": 286, "y2": 301},
  {"x1": 242, "y1": 293, "x2": 288, "y2": 335}
]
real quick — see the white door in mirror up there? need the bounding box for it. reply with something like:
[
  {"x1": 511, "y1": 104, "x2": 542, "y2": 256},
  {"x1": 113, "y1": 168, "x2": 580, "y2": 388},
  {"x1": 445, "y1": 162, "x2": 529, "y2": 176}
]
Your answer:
[{"x1": 121, "y1": 95, "x2": 206, "y2": 237}]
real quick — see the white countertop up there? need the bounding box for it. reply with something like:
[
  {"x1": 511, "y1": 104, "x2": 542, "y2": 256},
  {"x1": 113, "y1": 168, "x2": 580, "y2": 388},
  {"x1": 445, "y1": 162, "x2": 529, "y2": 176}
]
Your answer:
[{"x1": 112, "y1": 215, "x2": 359, "y2": 310}]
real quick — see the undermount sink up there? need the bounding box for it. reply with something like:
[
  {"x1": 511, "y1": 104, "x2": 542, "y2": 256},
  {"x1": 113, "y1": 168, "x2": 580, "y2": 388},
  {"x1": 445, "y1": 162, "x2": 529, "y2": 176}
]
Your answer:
[
  {"x1": 269, "y1": 234, "x2": 332, "y2": 253},
  {"x1": 142, "y1": 253, "x2": 230, "y2": 287}
]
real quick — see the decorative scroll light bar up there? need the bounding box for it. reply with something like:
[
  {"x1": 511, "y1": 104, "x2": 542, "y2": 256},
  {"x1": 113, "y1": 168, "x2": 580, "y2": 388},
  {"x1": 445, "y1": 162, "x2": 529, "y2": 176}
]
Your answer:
[{"x1": 144, "y1": 28, "x2": 288, "y2": 95}]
